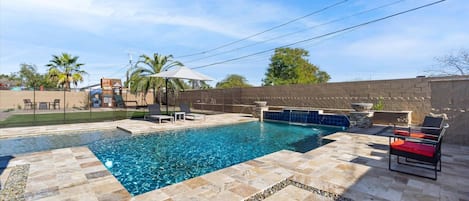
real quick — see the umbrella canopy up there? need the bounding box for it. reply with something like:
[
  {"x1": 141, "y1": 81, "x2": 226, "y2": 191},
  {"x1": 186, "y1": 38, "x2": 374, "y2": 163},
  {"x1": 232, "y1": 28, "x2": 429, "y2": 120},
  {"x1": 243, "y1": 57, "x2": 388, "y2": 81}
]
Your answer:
[
  {"x1": 150, "y1": 66, "x2": 213, "y2": 81},
  {"x1": 149, "y1": 66, "x2": 213, "y2": 114}
]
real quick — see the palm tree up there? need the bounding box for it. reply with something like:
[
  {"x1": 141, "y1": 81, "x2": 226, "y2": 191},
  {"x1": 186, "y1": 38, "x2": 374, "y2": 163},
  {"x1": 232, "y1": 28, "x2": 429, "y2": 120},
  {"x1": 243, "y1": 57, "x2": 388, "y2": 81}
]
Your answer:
[
  {"x1": 46, "y1": 53, "x2": 86, "y2": 89},
  {"x1": 128, "y1": 53, "x2": 183, "y2": 104}
]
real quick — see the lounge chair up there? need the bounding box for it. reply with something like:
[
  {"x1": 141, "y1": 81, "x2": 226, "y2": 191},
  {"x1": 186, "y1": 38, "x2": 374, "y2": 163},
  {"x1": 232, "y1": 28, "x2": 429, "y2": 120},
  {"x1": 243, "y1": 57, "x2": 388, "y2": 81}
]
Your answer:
[
  {"x1": 388, "y1": 123, "x2": 449, "y2": 180},
  {"x1": 50, "y1": 99, "x2": 60, "y2": 110},
  {"x1": 179, "y1": 103, "x2": 205, "y2": 120},
  {"x1": 393, "y1": 115, "x2": 446, "y2": 140},
  {"x1": 144, "y1": 104, "x2": 174, "y2": 123}
]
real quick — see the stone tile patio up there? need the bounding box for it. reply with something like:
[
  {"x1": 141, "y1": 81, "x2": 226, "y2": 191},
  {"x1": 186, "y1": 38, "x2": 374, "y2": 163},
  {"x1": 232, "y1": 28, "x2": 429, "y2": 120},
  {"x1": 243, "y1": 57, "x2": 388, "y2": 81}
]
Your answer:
[{"x1": 0, "y1": 114, "x2": 468, "y2": 201}]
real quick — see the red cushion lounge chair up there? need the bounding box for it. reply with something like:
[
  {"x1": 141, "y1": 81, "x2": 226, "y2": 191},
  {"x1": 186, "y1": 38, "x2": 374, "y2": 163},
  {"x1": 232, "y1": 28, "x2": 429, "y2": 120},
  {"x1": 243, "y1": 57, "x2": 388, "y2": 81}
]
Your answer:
[
  {"x1": 393, "y1": 115, "x2": 445, "y2": 140},
  {"x1": 388, "y1": 123, "x2": 449, "y2": 180}
]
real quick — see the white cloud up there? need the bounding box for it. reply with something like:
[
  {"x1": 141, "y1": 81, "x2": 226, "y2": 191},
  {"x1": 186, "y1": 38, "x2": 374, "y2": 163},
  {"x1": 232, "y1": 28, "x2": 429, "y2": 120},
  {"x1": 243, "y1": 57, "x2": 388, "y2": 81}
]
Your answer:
[{"x1": 1, "y1": 0, "x2": 295, "y2": 39}]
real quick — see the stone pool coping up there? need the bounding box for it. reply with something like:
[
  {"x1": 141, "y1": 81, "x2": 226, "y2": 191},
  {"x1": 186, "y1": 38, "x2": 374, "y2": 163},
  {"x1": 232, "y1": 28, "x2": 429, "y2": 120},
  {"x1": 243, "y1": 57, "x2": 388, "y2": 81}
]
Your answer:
[{"x1": 0, "y1": 113, "x2": 257, "y2": 139}]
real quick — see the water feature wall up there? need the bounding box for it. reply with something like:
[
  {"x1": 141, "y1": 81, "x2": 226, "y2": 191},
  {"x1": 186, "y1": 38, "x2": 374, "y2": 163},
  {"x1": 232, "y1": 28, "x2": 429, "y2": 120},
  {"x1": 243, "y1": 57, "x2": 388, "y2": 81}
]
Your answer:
[{"x1": 263, "y1": 109, "x2": 350, "y2": 127}]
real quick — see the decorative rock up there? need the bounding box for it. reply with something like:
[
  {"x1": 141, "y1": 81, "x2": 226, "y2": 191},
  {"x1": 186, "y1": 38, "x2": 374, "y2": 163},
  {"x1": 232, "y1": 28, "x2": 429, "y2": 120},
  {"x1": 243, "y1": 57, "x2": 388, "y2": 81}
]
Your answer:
[
  {"x1": 244, "y1": 178, "x2": 353, "y2": 201},
  {"x1": 0, "y1": 164, "x2": 30, "y2": 201}
]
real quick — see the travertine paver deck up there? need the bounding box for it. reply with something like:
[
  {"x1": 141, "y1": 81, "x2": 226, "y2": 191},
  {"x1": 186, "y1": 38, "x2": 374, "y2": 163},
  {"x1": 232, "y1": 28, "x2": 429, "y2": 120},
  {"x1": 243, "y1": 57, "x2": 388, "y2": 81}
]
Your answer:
[
  {"x1": 0, "y1": 113, "x2": 256, "y2": 139},
  {"x1": 0, "y1": 115, "x2": 468, "y2": 201}
]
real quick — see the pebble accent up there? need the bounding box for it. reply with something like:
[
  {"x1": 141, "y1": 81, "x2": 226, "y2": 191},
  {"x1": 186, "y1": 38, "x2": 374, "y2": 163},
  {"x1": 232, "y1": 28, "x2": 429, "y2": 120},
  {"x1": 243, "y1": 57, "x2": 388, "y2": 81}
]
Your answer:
[
  {"x1": 0, "y1": 164, "x2": 30, "y2": 201},
  {"x1": 245, "y1": 178, "x2": 290, "y2": 201},
  {"x1": 245, "y1": 178, "x2": 353, "y2": 201}
]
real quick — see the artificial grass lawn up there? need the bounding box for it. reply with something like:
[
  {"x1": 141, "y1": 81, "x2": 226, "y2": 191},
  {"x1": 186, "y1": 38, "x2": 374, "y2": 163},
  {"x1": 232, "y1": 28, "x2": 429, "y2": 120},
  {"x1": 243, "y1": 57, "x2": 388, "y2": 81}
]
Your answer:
[{"x1": 0, "y1": 111, "x2": 147, "y2": 127}]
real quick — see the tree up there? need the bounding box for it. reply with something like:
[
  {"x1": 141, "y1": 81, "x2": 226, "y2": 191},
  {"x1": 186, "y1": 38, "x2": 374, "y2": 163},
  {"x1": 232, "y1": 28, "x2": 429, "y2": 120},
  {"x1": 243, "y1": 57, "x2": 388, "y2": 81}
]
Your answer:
[
  {"x1": 17, "y1": 63, "x2": 57, "y2": 88},
  {"x1": 128, "y1": 53, "x2": 183, "y2": 104},
  {"x1": 46, "y1": 53, "x2": 87, "y2": 89},
  {"x1": 0, "y1": 73, "x2": 21, "y2": 88},
  {"x1": 429, "y1": 48, "x2": 469, "y2": 76},
  {"x1": 216, "y1": 74, "x2": 252, "y2": 89},
  {"x1": 262, "y1": 47, "x2": 330, "y2": 86},
  {"x1": 19, "y1": 63, "x2": 41, "y2": 87},
  {"x1": 188, "y1": 80, "x2": 212, "y2": 89}
]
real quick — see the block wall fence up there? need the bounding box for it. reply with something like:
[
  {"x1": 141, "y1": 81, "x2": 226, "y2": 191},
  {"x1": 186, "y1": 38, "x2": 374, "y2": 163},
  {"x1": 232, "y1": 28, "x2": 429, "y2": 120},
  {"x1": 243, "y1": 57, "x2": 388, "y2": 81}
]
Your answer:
[
  {"x1": 0, "y1": 90, "x2": 154, "y2": 110},
  {"x1": 177, "y1": 76, "x2": 469, "y2": 145},
  {"x1": 1, "y1": 76, "x2": 467, "y2": 145}
]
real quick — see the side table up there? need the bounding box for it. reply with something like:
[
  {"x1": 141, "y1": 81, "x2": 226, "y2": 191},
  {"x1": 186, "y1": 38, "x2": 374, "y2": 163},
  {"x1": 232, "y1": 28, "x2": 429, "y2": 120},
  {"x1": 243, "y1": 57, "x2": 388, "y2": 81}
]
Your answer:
[{"x1": 174, "y1": 112, "x2": 185, "y2": 121}]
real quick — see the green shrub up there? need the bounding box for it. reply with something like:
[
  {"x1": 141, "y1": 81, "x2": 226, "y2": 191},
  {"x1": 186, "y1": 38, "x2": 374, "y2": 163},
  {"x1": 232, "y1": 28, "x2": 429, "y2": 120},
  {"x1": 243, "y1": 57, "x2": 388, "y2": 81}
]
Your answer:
[{"x1": 372, "y1": 97, "x2": 384, "y2": 110}]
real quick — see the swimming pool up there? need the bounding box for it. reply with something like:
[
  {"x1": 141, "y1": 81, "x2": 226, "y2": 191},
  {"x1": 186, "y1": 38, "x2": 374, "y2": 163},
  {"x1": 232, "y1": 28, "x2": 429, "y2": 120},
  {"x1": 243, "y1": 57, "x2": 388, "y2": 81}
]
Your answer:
[{"x1": 88, "y1": 121, "x2": 342, "y2": 196}]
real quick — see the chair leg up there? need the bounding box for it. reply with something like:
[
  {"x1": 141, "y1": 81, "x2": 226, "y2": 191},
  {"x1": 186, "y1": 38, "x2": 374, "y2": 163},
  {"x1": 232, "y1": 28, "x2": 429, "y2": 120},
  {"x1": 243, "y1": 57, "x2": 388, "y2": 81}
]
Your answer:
[
  {"x1": 438, "y1": 153, "x2": 442, "y2": 172},
  {"x1": 389, "y1": 154, "x2": 438, "y2": 180},
  {"x1": 388, "y1": 152, "x2": 392, "y2": 170},
  {"x1": 438, "y1": 159, "x2": 441, "y2": 172}
]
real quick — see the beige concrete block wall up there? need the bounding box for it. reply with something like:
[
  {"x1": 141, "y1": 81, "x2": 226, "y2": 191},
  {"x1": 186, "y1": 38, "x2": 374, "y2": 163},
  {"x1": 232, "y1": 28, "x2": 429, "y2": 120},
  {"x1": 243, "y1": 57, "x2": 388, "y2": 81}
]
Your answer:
[
  {"x1": 430, "y1": 78, "x2": 469, "y2": 145},
  {"x1": 0, "y1": 90, "x2": 155, "y2": 110},
  {"x1": 121, "y1": 90, "x2": 155, "y2": 106},
  {"x1": 179, "y1": 76, "x2": 469, "y2": 145},
  {"x1": 0, "y1": 90, "x2": 88, "y2": 110},
  {"x1": 178, "y1": 77, "x2": 434, "y2": 124}
]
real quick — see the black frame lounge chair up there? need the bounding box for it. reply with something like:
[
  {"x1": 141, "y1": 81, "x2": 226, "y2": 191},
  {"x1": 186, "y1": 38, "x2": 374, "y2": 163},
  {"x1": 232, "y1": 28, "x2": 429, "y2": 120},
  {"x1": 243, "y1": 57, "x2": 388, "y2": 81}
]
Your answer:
[
  {"x1": 388, "y1": 123, "x2": 449, "y2": 180},
  {"x1": 144, "y1": 104, "x2": 174, "y2": 123},
  {"x1": 50, "y1": 99, "x2": 60, "y2": 110},
  {"x1": 23, "y1": 99, "x2": 33, "y2": 110},
  {"x1": 179, "y1": 103, "x2": 205, "y2": 120}
]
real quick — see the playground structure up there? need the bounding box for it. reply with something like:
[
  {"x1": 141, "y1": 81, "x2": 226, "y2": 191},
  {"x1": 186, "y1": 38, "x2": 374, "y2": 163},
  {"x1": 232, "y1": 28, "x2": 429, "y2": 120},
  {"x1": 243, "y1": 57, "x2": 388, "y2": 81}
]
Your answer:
[
  {"x1": 85, "y1": 78, "x2": 123, "y2": 108},
  {"x1": 90, "y1": 89, "x2": 102, "y2": 108},
  {"x1": 79, "y1": 78, "x2": 149, "y2": 109},
  {"x1": 100, "y1": 78, "x2": 123, "y2": 108}
]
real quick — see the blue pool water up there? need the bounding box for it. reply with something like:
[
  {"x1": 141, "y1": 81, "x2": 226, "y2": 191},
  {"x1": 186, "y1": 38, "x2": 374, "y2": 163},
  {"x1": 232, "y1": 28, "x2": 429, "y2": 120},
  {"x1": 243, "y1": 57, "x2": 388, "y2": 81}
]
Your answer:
[{"x1": 88, "y1": 121, "x2": 342, "y2": 196}]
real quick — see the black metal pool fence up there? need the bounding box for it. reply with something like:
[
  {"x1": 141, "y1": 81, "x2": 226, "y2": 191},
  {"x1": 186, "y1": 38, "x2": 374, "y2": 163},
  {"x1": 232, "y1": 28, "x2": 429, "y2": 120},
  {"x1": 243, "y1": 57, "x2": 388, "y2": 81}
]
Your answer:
[{"x1": 0, "y1": 87, "x2": 143, "y2": 128}]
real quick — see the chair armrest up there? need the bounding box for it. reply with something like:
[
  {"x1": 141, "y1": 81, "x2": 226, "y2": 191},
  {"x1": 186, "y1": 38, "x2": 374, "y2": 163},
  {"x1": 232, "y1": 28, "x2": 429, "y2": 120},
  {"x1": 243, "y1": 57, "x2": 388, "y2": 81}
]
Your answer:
[
  {"x1": 387, "y1": 133, "x2": 439, "y2": 145},
  {"x1": 394, "y1": 125, "x2": 439, "y2": 130}
]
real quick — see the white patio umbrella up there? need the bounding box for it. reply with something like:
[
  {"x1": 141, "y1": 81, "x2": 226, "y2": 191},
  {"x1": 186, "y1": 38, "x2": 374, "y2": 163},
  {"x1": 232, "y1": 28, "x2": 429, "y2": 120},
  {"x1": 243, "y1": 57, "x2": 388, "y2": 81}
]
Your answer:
[{"x1": 149, "y1": 66, "x2": 213, "y2": 114}]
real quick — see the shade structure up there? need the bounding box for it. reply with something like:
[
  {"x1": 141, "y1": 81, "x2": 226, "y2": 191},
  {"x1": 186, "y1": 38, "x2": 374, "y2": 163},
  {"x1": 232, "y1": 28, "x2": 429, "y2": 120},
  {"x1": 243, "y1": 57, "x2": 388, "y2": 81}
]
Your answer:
[{"x1": 149, "y1": 66, "x2": 213, "y2": 114}]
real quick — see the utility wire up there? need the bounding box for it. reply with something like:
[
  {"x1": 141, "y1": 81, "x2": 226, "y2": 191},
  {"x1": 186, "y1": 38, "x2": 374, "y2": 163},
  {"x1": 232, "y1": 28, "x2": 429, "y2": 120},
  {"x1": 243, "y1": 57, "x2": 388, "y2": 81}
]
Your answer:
[
  {"x1": 194, "y1": 28, "x2": 358, "y2": 66},
  {"x1": 176, "y1": 0, "x2": 349, "y2": 58},
  {"x1": 192, "y1": 0, "x2": 446, "y2": 69},
  {"x1": 183, "y1": 0, "x2": 405, "y2": 64}
]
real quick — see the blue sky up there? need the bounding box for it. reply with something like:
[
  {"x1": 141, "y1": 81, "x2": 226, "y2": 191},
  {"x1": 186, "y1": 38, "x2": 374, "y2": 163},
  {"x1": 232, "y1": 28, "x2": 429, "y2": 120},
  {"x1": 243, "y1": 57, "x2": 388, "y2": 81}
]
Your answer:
[{"x1": 1, "y1": 0, "x2": 468, "y2": 87}]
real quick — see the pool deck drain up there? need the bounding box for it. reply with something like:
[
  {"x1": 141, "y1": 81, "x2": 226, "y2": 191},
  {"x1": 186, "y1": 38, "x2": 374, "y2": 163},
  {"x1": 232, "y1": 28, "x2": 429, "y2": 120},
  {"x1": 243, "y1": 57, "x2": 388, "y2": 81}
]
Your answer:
[{"x1": 0, "y1": 113, "x2": 468, "y2": 200}]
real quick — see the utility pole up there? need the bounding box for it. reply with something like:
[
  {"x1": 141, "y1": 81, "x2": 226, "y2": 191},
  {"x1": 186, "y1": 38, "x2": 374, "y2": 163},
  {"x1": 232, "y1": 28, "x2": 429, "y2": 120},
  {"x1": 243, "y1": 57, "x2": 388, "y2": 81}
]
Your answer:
[{"x1": 126, "y1": 53, "x2": 133, "y2": 101}]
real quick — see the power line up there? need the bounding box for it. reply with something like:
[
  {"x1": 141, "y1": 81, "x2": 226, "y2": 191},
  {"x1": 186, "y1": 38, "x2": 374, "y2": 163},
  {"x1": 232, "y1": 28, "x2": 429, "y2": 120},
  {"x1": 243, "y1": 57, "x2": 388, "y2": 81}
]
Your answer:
[
  {"x1": 192, "y1": 0, "x2": 446, "y2": 70},
  {"x1": 176, "y1": 0, "x2": 349, "y2": 58},
  {"x1": 192, "y1": 28, "x2": 359, "y2": 66},
  {"x1": 183, "y1": 0, "x2": 405, "y2": 64}
]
